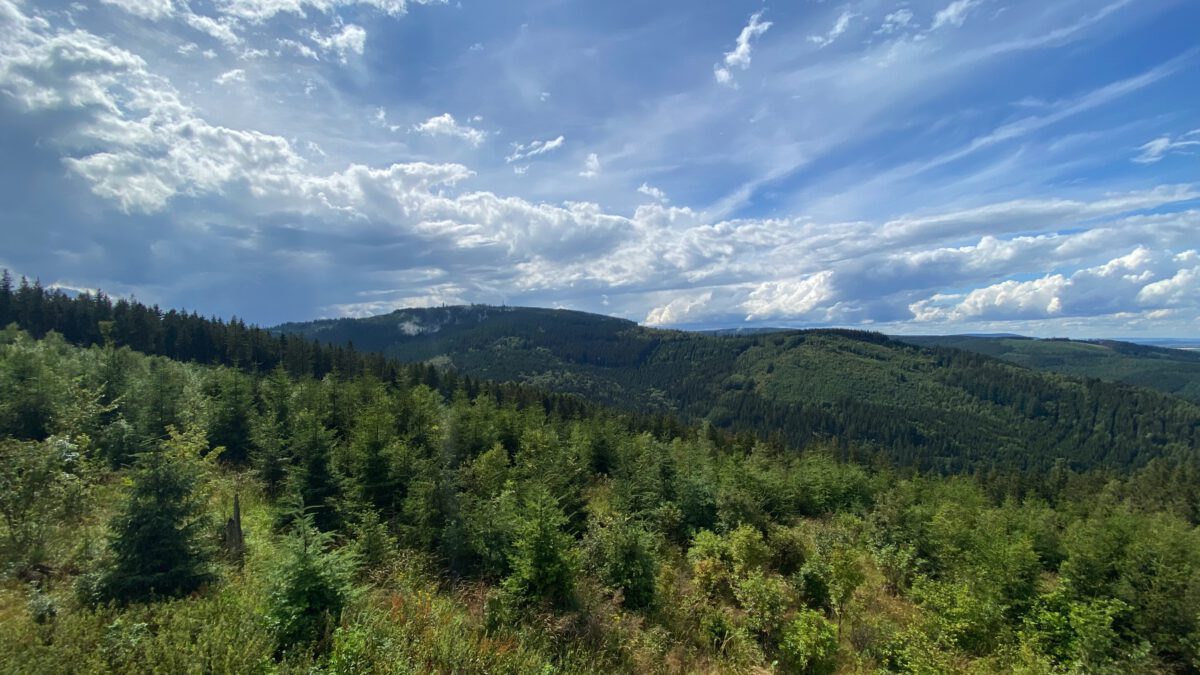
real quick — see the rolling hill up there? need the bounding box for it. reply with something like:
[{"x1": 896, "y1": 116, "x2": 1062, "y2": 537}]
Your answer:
[
  {"x1": 276, "y1": 306, "x2": 1200, "y2": 473},
  {"x1": 896, "y1": 335, "x2": 1200, "y2": 403}
]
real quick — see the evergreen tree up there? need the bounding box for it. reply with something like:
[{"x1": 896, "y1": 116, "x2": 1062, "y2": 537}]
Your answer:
[
  {"x1": 205, "y1": 367, "x2": 255, "y2": 464},
  {"x1": 0, "y1": 270, "x2": 12, "y2": 327},
  {"x1": 267, "y1": 512, "x2": 352, "y2": 655},
  {"x1": 501, "y1": 486, "x2": 576, "y2": 608},
  {"x1": 96, "y1": 433, "x2": 214, "y2": 603},
  {"x1": 286, "y1": 410, "x2": 341, "y2": 531}
]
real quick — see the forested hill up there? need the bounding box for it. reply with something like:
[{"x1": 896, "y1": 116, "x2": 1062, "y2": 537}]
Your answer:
[
  {"x1": 8, "y1": 299, "x2": 1200, "y2": 673},
  {"x1": 275, "y1": 305, "x2": 1200, "y2": 474},
  {"x1": 896, "y1": 335, "x2": 1200, "y2": 403}
]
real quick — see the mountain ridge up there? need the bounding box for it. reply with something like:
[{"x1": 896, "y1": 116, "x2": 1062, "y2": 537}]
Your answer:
[{"x1": 274, "y1": 304, "x2": 1200, "y2": 473}]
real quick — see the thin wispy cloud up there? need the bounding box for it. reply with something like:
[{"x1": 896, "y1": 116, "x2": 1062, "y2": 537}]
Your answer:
[
  {"x1": 876, "y1": 9, "x2": 914, "y2": 35},
  {"x1": 506, "y1": 136, "x2": 566, "y2": 163},
  {"x1": 579, "y1": 152, "x2": 601, "y2": 178},
  {"x1": 1134, "y1": 129, "x2": 1200, "y2": 164},
  {"x1": 932, "y1": 0, "x2": 982, "y2": 30},
  {"x1": 714, "y1": 10, "x2": 772, "y2": 87},
  {"x1": 808, "y1": 11, "x2": 857, "y2": 48}
]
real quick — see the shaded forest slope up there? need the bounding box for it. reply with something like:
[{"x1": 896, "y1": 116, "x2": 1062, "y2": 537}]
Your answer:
[{"x1": 276, "y1": 306, "x2": 1200, "y2": 473}]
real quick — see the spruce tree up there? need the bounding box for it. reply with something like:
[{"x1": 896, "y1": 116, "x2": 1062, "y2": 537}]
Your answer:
[
  {"x1": 501, "y1": 486, "x2": 576, "y2": 608},
  {"x1": 267, "y1": 512, "x2": 351, "y2": 655},
  {"x1": 97, "y1": 435, "x2": 214, "y2": 603}
]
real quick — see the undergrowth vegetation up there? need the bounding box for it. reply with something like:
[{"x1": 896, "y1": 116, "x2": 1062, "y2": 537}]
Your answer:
[{"x1": 2, "y1": 323, "x2": 1200, "y2": 673}]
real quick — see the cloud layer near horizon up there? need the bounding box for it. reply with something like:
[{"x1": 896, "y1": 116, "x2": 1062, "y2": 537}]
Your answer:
[{"x1": 0, "y1": 0, "x2": 1198, "y2": 336}]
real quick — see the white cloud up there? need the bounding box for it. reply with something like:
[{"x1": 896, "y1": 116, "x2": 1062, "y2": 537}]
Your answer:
[
  {"x1": 910, "y1": 247, "x2": 1200, "y2": 322},
  {"x1": 411, "y1": 113, "x2": 487, "y2": 146},
  {"x1": 214, "y1": 68, "x2": 245, "y2": 85},
  {"x1": 506, "y1": 135, "x2": 565, "y2": 163},
  {"x1": 932, "y1": 0, "x2": 981, "y2": 30},
  {"x1": 2, "y1": 0, "x2": 1197, "y2": 334},
  {"x1": 309, "y1": 24, "x2": 366, "y2": 62},
  {"x1": 579, "y1": 152, "x2": 600, "y2": 178},
  {"x1": 645, "y1": 291, "x2": 713, "y2": 325},
  {"x1": 876, "y1": 9, "x2": 914, "y2": 35},
  {"x1": 184, "y1": 12, "x2": 241, "y2": 47},
  {"x1": 277, "y1": 38, "x2": 319, "y2": 59},
  {"x1": 743, "y1": 271, "x2": 837, "y2": 320},
  {"x1": 1137, "y1": 253, "x2": 1200, "y2": 307},
  {"x1": 637, "y1": 183, "x2": 668, "y2": 203},
  {"x1": 99, "y1": 0, "x2": 177, "y2": 20},
  {"x1": 213, "y1": 0, "x2": 446, "y2": 23},
  {"x1": 1133, "y1": 129, "x2": 1200, "y2": 164},
  {"x1": 807, "y1": 11, "x2": 856, "y2": 48},
  {"x1": 714, "y1": 10, "x2": 772, "y2": 87}
]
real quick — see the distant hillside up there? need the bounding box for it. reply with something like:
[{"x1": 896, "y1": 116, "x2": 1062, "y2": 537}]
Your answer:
[
  {"x1": 276, "y1": 306, "x2": 1200, "y2": 473},
  {"x1": 897, "y1": 335, "x2": 1200, "y2": 403}
]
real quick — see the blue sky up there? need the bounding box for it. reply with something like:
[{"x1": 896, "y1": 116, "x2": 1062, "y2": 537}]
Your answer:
[{"x1": 0, "y1": 0, "x2": 1198, "y2": 336}]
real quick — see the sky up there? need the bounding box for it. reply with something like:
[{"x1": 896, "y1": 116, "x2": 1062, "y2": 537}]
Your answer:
[{"x1": 0, "y1": 0, "x2": 1198, "y2": 336}]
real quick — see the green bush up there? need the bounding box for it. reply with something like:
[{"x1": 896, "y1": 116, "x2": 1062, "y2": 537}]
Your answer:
[
  {"x1": 586, "y1": 516, "x2": 657, "y2": 609},
  {"x1": 780, "y1": 608, "x2": 838, "y2": 674}
]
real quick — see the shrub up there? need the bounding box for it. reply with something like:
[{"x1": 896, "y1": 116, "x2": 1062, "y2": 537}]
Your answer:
[{"x1": 780, "y1": 608, "x2": 838, "y2": 674}]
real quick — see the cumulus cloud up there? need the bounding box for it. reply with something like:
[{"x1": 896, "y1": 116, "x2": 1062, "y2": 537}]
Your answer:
[
  {"x1": 214, "y1": 68, "x2": 245, "y2": 85},
  {"x1": 277, "y1": 38, "x2": 319, "y2": 59},
  {"x1": 743, "y1": 271, "x2": 837, "y2": 320},
  {"x1": 98, "y1": 0, "x2": 434, "y2": 52},
  {"x1": 714, "y1": 10, "x2": 772, "y2": 87},
  {"x1": 579, "y1": 152, "x2": 600, "y2": 178},
  {"x1": 645, "y1": 291, "x2": 713, "y2": 325},
  {"x1": 506, "y1": 135, "x2": 565, "y2": 163},
  {"x1": 637, "y1": 183, "x2": 668, "y2": 203},
  {"x1": 2, "y1": 0, "x2": 1198, "y2": 334},
  {"x1": 184, "y1": 12, "x2": 241, "y2": 47},
  {"x1": 411, "y1": 113, "x2": 487, "y2": 146},
  {"x1": 1133, "y1": 129, "x2": 1200, "y2": 163},
  {"x1": 910, "y1": 247, "x2": 1200, "y2": 322}
]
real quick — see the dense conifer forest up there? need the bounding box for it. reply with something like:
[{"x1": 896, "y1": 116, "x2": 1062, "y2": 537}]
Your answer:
[
  {"x1": 277, "y1": 305, "x2": 1200, "y2": 474},
  {"x1": 899, "y1": 335, "x2": 1200, "y2": 403},
  {"x1": 3, "y1": 275, "x2": 1200, "y2": 673}
]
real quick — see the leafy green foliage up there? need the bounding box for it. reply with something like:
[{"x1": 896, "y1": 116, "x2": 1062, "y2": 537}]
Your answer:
[
  {"x1": 0, "y1": 437, "x2": 88, "y2": 575},
  {"x1": 585, "y1": 516, "x2": 657, "y2": 609},
  {"x1": 780, "y1": 608, "x2": 839, "y2": 674}
]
